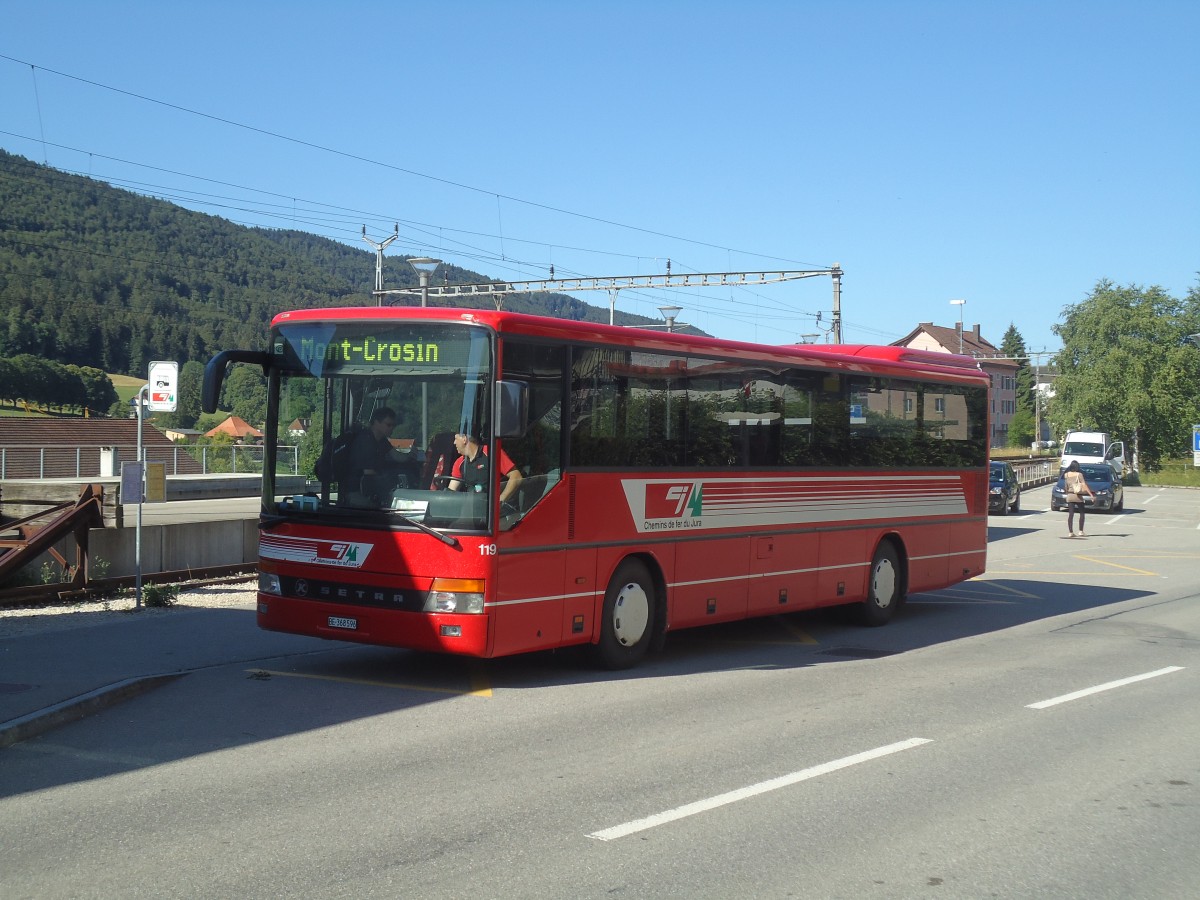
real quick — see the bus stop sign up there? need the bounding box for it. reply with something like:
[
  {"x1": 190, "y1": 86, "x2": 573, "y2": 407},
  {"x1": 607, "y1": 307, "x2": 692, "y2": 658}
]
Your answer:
[{"x1": 147, "y1": 360, "x2": 179, "y2": 412}]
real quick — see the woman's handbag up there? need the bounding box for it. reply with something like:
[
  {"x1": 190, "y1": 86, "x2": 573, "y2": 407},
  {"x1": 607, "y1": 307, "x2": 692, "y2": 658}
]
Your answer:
[{"x1": 1063, "y1": 473, "x2": 1083, "y2": 503}]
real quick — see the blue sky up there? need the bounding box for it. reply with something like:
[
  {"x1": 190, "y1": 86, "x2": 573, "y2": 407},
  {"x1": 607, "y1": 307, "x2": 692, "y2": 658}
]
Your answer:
[{"x1": 3, "y1": 0, "x2": 1197, "y2": 359}]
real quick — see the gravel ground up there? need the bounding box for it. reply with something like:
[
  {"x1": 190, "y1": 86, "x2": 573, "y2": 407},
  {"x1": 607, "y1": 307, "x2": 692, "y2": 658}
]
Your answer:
[{"x1": 0, "y1": 578, "x2": 258, "y2": 639}]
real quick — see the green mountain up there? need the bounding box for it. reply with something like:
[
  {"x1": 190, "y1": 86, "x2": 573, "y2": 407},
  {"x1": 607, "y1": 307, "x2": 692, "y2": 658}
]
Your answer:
[{"x1": 0, "y1": 149, "x2": 662, "y2": 377}]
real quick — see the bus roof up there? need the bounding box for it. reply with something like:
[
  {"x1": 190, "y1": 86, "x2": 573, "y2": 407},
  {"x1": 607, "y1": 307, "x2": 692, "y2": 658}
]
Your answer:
[{"x1": 271, "y1": 307, "x2": 989, "y2": 386}]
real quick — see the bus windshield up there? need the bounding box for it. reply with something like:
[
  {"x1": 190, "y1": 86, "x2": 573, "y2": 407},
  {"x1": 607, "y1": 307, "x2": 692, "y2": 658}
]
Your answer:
[{"x1": 269, "y1": 320, "x2": 495, "y2": 531}]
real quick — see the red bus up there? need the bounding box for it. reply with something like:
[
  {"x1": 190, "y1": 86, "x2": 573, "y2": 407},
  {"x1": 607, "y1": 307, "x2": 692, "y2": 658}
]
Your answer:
[{"x1": 203, "y1": 307, "x2": 990, "y2": 668}]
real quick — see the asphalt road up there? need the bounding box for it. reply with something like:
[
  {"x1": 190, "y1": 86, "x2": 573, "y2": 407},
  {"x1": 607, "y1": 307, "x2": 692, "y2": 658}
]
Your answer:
[{"x1": 3, "y1": 482, "x2": 1198, "y2": 899}]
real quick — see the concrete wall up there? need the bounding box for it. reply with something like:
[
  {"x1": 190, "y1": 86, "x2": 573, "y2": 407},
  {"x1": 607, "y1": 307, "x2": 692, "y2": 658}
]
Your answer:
[{"x1": 88, "y1": 518, "x2": 259, "y2": 577}]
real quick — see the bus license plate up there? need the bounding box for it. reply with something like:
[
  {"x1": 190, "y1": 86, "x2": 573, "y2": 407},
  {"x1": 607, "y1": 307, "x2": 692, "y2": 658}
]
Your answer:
[{"x1": 327, "y1": 616, "x2": 357, "y2": 630}]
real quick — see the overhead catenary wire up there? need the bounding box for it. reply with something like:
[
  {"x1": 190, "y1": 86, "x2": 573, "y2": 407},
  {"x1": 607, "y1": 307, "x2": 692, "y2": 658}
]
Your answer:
[{"x1": 0, "y1": 55, "x2": 857, "y2": 339}]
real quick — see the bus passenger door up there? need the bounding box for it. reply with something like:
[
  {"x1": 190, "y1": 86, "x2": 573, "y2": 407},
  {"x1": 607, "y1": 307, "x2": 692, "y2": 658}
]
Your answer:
[{"x1": 493, "y1": 469, "x2": 569, "y2": 656}]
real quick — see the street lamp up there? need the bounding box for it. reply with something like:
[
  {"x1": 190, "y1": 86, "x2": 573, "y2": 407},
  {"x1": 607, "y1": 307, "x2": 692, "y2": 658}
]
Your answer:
[
  {"x1": 406, "y1": 257, "x2": 441, "y2": 450},
  {"x1": 407, "y1": 257, "x2": 442, "y2": 307},
  {"x1": 658, "y1": 305, "x2": 683, "y2": 333},
  {"x1": 949, "y1": 299, "x2": 966, "y2": 353}
]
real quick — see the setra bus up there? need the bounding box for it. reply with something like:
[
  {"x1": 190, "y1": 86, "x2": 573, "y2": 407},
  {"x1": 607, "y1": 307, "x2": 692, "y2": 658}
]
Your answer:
[{"x1": 203, "y1": 307, "x2": 990, "y2": 668}]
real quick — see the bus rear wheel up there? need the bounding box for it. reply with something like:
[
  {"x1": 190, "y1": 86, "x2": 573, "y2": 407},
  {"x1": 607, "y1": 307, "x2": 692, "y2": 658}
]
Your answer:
[
  {"x1": 593, "y1": 559, "x2": 655, "y2": 669},
  {"x1": 855, "y1": 542, "x2": 902, "y2": 627}
]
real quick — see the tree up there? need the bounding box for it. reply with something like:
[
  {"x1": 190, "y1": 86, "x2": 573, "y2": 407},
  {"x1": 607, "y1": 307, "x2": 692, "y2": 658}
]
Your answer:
[
  {"x1": 999, "y1": 324, "x2": 1034, "y2": 416},
  {"x1": 78, "y1": 366, "x2": 118, "y2": 416},
  {"x1": 220, "y1": 366, "x2": 267, "y2": 428},
  {"x1": 156, "y1": 360, "x2": 205, "y2": 430},
  {"x1": 1006, "y1": 407, "x2": 1036, "y2": 448},
  {"x1": 1051, "y1": 280, "x2": 1200, "y2": 471}
]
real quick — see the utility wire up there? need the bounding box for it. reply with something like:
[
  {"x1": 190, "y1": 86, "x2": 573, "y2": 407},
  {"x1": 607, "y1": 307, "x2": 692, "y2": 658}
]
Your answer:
[{"x1": 0, "y1": 53, "x2": 826, "y2": 269}]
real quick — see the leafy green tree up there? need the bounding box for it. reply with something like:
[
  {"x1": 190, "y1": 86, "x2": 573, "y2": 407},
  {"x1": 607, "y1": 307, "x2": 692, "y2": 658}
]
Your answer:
[
  {"x1": 1006, "y1": 407, "x2": 1036, "y2": 448},
  {"x1": 78, "y1": 366, "x2": 118, "y2": 416},
  {"x1": 220, "y1": 366, "x2": 267, "y2": 428},
  {"x1": 156, "y1": 360, "x2": 205, "y2": 429},
  {"x1": 1051, "y1": 280, "x2": 1200, "y2": 471}
]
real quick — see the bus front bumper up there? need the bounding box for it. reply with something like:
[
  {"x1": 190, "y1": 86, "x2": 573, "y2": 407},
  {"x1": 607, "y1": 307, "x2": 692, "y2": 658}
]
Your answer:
[{"x1": 256, "y1": 593, "x2": 490, "y2": 656}]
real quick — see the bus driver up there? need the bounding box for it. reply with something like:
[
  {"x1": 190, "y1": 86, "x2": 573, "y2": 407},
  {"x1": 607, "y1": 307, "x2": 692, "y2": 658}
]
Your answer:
[{"x1": 447, "y1": 431, "x2": 522, "y2": 506}]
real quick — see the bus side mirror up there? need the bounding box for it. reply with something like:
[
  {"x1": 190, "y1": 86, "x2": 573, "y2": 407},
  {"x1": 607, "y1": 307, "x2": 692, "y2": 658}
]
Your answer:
[
  {"x1": 202, "y1": 349, "x2": 270, "y2": 413},
  {"x1": 494, "y1": 380, "x2": 528, "y2": 438}
]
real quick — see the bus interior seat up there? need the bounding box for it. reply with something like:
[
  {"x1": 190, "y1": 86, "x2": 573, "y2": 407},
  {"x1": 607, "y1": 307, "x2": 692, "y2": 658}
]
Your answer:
[{"x1": 422, "y1": 432, "x2": 459, "y2": 489}]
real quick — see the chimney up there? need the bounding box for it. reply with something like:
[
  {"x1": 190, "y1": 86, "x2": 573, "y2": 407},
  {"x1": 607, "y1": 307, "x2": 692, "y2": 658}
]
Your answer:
[{"x1": 973, "y1": 324, "x2": 981, "y2": 341}]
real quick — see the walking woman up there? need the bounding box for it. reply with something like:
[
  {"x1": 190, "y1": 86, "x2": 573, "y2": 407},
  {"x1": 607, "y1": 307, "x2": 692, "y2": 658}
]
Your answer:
[{"x1": 1062, "y1": 460, "x2": 1095, "y2": 538}]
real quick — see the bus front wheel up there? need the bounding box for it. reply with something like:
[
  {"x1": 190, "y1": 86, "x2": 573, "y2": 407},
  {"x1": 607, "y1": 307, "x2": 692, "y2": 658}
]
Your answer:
[
  {"x1": 856, "y1": 542, "x2": 902, "y2": 627},
  {"x1": 593, "y1": 559, "x2": 655, "y2": 669}
]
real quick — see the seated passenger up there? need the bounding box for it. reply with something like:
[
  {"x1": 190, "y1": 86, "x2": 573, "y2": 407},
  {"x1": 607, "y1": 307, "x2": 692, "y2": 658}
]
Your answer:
[{"x1": 447, "y1": 431, "x2": 522, "y2": 506}]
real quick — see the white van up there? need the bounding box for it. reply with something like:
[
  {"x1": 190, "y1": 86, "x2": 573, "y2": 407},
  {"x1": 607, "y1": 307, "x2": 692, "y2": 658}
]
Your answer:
[{"x1": 1061, "y1": 431, "x2": 1126, "y2": 479}]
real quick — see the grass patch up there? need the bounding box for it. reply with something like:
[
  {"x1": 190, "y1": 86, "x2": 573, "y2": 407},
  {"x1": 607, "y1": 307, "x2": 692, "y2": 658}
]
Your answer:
[
  {"x1": 1138, "y1": 457, "x2": 1200, "y2": 488},
  {"x1": 109, "y1": 373, "x2": 144, "y2": 409}
]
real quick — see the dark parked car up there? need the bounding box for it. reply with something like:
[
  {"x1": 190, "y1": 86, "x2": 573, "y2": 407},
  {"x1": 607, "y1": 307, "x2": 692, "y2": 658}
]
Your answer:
[
  {"x1": 988, "y1": 461, "x2": 1021, "y2": 515},
  {"x1": 1050, "y1": 463, "x2": 1125, "y2": 512}
]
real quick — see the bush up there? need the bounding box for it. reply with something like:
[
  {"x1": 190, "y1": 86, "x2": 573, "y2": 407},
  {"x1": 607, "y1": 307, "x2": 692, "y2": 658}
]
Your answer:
[{"x1": 142, "y1": 583, "x2": 179, "y2": 607}]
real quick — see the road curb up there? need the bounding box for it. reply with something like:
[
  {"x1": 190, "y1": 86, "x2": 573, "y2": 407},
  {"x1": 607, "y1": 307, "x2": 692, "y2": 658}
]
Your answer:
[{"x1": 0, "y1": 672, "x2": 184, "y2": 749}]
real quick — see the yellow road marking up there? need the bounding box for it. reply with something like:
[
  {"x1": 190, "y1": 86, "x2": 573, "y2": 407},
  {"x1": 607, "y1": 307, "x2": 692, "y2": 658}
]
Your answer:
[
  {"x1": 246, "y1": 668, "x2": 491, "y2": 697},
  {"x1": 1073, "y1": 555, "x2": 1158, "y2": 576},
  {"x1": 984, "y1": 570, "x2": 1150, "y2": 577},
  {"x1": 951, "y1": 580, "x2": 1041, "y2": 599},
  {"x1": 773, "y1": 616, "x2": 820, "y2": 644},
  {"x1": 467, "y1": 662, "x2": 494, "y2": 697}
]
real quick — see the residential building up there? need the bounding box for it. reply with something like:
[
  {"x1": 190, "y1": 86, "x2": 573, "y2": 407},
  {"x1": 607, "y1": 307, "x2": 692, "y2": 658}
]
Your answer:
[{"x1": 892, "y1": 322, "x2": 1019, "y2": 448}]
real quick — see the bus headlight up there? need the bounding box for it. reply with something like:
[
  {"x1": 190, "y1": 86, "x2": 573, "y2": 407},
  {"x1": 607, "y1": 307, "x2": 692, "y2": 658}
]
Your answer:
[
  {"x1": 424, "y1": 578, "x2": 485, "y2": 614},
  {"x1": 259, "y1": 572, "x2": 282, "y2": 595}
]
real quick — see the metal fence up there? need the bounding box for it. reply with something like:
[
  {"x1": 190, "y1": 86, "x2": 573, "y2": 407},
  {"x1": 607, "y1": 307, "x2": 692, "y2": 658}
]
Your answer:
[
  {"x1": 1011, "y1": 458, "x2": 1059, "y2": 488},
  {"x1": 0, "y1": 445, "x2": 300, "y2": 479}
]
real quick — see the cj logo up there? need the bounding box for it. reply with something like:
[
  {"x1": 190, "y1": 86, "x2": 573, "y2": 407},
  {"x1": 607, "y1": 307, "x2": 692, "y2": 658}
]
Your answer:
[
  {"x1": 645, "y1": 483, "x2": 703, "y2": 519},
  {"x1": 317, "y1": 543, "x2": 358, "y2": 563}
]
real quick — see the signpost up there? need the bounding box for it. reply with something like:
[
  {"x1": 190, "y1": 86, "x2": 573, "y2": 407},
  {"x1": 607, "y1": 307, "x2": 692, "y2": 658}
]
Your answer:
[
  {"x1": 135, "y1": 361, "x2": 178, "y2": 606},
  {"x1": 1192, "y1": 424, "x2": 1200, "y2": 467},
  {"x1": 147, "y1": 361, "x2": 178, "y2": 413}
]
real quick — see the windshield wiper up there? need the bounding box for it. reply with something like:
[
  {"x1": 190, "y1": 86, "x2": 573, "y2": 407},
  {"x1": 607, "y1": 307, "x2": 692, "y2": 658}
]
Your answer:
[{"x1": 402, "y1": 514, "x2": 461, "y2": 548}]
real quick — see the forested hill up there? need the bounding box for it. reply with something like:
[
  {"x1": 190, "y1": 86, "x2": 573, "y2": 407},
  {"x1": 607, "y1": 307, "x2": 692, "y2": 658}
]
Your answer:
[{"x1": 0, "y1": 150, "x2": 654, "y2": 377}]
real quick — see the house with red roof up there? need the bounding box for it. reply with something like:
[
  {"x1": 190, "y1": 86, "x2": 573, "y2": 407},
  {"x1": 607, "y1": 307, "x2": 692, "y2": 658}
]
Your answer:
[{"x1": 204, "y1": 416, "x2": 263, "y2": 442}]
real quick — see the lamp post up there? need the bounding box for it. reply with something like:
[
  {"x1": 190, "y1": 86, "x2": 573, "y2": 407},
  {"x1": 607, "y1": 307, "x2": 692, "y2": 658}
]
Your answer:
[
  {"x1": 949, "y1": 299, "x2": 966, "y2": 353},
  {"x1": 658, "y1": 305, "x2": 683, "y2": 333},
  {"x1": 407, "y1": 257, "x2": 441, "y2": 307},
  {"x1": 407, "y1": 257, "x2": 441, "y2": 451}
]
